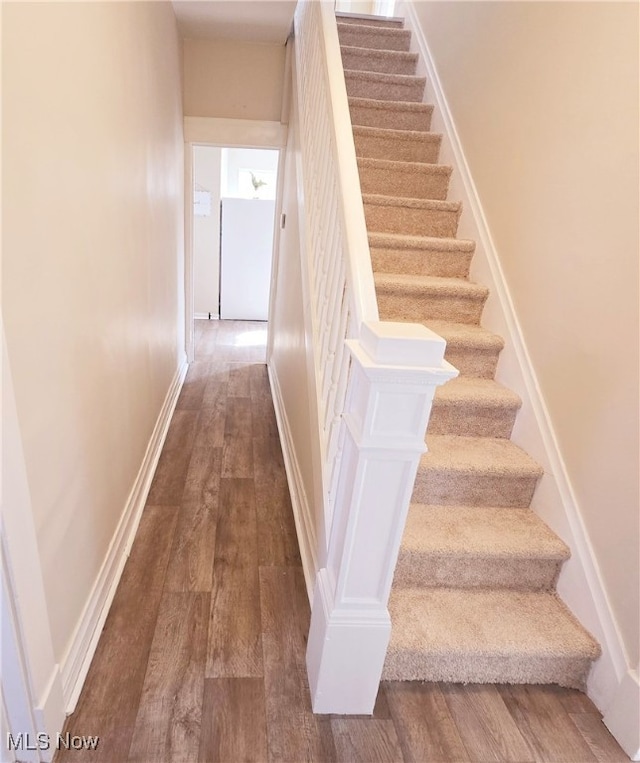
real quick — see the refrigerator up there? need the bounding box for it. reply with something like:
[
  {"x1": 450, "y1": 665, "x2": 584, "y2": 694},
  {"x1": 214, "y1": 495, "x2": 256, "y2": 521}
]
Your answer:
[{"x1": 219, "y1": 198, "x2": 276, "y2": 321}]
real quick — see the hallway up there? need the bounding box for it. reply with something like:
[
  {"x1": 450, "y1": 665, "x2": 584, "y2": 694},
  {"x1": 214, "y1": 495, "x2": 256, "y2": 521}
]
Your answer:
[{"x1": 56, "y1": 321, "x2": 627, "y2": 762}]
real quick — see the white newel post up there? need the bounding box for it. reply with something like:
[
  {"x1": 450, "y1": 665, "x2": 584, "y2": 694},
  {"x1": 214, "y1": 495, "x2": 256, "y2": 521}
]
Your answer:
[{"x1": 307, "y1": 321, "x2": 458, "y2": 714}]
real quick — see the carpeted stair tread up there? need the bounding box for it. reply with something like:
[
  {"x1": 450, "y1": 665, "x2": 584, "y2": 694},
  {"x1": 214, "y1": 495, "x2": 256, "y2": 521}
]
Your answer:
[
  {"x1": 358, "y1": 157, "x2": 452, "y2": 201},
  {"x1": 363, "y1": 193, "x2": 460, "y2": 211},
  {"x1": 434, "y1": 377, "x2": 520, "y2": 407},
  {"x1": 341, "y1": 45, "x2": 418, "y2": 76},
  {"x1": 414, "y1": 435, "x2": 543, "y2": 507},
  {"x1": 383, "y1": 587, "x2": 600, "y2": 687},
  {"x1": 344, "y1": 69, "x2": 426, "y2": 103},
  {"x1": 358, "y1": 156, "x2": 452, "y2": 174},
  {"x1": 375, "y1": 273, "x2": 488, "y2": 325},
  {"x1": 369, "y1": 231, "x2": 474, "y2": 253},
  {"x1": 374, "y1": 272, "x2": 484, "y2": 296},
  {"x1": 337, "y1": 22, "x2": 412, "y2": 52},
  {"x1": 395, "y1": 505, "x2": 569, "y2": 591},
  {"x1": 429, "y1": 377, "x2": 521, "y2": 437},
  {"x1": 335, "y1": 12, "x2": 405, "y2": 29},
  {"x1": 422, "y1": 320, "x2": 505, "y2": 379},
  {"x1": 354, "y1": 125, "x2": 442, "y2": 163},
  {"x1": 369, "y1": 232, "x2": 475, "y2": 278},
  {"x1": 363, "y1": 193, "x2": 461, "y2": 237},
  {"x1": 401, "y1": 505, "x2": 569, "y2": 560},
  {"x1": 423, "y1": 435, "x2": 543, "y2": 477},
  {"x1": 349, "y1": 97, "x2": 434, "y2": 132}
]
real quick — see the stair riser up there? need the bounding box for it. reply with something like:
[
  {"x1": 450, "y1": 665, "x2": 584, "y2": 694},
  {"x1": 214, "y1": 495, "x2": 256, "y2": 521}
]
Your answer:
[
  {"x1": 443, "y1": 345, "x2": 501, "y2": 380},
  {"x1": 370, "y1": 247, "x2": 472, "y2": 278},
  {"x1": 336, "y1": 16, "x2": 404, "y2": 29},
  {"x1": 350, "y1": 103, "x2": 433, "y2": 132},
  {"x1": 337, "y1": 26, "x2": 412, "y2": 52},
  {"x1": 428, "y1": 401, "x2": 518, "y2": 438},
  {"x1": 377, "y1": 289, "x2": 486, "y2": 325},
  {"x1": 355, "y1": 133, "x2": 441, "y2": 163},
  {"x1": 412, "y1": 470, "x2": 540, "y2": 508},
  {"x1": 341, "y1": 49, "x2": 418, "y2": 76},
  {"x1": 345, "y1": 73, "x2": 425, "y2": 103},
  {"x1": 382, "y1": 653, "x2": 592, "y2": 689},
  {"x1": 394, "y1": 555, "x2": 563, "y2": 592},
  {"x1": 364, "y1": 202, "x2": 460, "y2": 238},
  {"x1": 358, "y1": 163, "x2": 450, "y2": 201}
]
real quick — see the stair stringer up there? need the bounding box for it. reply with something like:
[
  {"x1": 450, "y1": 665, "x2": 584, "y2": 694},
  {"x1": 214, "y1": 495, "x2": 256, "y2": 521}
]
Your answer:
[{"x1": 398, "y1": 0, "x2": 629, "y2": 720}]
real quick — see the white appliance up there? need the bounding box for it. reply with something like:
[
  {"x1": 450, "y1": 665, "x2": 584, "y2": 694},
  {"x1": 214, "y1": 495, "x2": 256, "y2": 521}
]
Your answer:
[{"x1": 219, "y1": 198, "x2": 276, "y2": 321}]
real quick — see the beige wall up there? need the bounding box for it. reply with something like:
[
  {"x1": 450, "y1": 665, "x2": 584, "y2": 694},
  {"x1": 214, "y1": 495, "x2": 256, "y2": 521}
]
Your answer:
[
  {"x1": 269, "y1": 102, "x2": 326, "y2": 581},
  {"x1": 2, "y1": 1, "x2": 185, "y2": 661},
  {"x1": 412, "y1": 1, "x2": 639, "y2": 666},
  {"x1": 183, "y1": 38, "x2": 286, "y2": 121}
]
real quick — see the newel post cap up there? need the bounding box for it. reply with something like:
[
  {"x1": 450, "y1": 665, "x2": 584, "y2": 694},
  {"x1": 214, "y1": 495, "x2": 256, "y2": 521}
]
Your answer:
[{"x1": 359, "y1": 321, "x2": 448, "y2": 368}]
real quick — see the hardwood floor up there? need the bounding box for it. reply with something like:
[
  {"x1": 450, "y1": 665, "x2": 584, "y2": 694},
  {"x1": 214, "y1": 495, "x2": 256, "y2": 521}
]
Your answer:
[{"x1": 55, "y1": 320, "x2": 629, "y2": 763}]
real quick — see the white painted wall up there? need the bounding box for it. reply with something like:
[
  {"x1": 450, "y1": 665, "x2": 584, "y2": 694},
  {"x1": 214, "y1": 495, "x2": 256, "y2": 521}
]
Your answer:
[
  {"x1": 335, "y1": 1, "x2": 377, "y2": 15},
  {"x1": 2, "y1": 0, "x2": 185, "y2": 685},
  {"x1": 336, "y1": 0, "x2": 397, "y2": 16},
  {"x1": 193, "y1": 146, "x2": 222, "y2": 317},
  {"x1": 183, "y1": 38, "x2": 286, "y2": 121},
  {"x1": 221, "y1": 147, "x2": 279, "y2": 199}
]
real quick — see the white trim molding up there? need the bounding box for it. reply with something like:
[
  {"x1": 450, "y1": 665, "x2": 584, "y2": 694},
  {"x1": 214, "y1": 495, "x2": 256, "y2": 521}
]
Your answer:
[
  {"x1": 184, "y1": 117, "x2": 287, "y2": 148},
  {"x1": 2, "y1": 328, "x2": 65, "y2": 762},
  {"x1": 60, "y1": 359, "x2": 188, "y2": 712},
  {"x1": 604, "y1": 669, "x2": 640, "y2": 761},
  {"x1": 268, "y1": 365, "x2": 319, "y2": 601},
  {"x1": 402, "y1": 0, "x2": 635, "y2": 748}
]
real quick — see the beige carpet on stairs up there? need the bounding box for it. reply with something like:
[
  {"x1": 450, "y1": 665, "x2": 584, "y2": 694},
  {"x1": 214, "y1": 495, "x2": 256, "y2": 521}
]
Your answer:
[{"x1": 336, "y1": 10, "x2": 601, "y2": 690}]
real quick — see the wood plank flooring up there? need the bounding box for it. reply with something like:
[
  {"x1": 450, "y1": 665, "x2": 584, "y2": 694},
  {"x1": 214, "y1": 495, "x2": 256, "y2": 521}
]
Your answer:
[{"x1": 55, "y1": 320, "x2": 629, "y2": 762}]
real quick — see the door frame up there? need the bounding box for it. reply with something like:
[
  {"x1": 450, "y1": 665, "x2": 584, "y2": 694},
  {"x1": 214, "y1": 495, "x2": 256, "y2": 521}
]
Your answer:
[
  {"x1": 183, "y1": 117, "x2": 288, "y2": 362},
  {"x1": 2, "y1": 328, "x2": 66, "y2": 763}
]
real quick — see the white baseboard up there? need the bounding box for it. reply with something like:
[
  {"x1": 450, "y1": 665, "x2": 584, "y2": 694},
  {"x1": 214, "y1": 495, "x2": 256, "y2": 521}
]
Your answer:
[
  {"x1": 31, "y1": 666, "x2": 65, "y2": 762},
  {"x1": 59, "y1": 359, "x2": 188, "y2": 712},
  {"x1": 403, "y1": 0, "x2": 632, "y2": 736},
  {"x1": 604, "y1": 669, "x2": 640, "y2": 760},
  {"x1": 194, "y1": 313, "x2": 219, "y2": 320},
  {"x1": 267, "y1": 364, "x2": 318, "y2": 602}
]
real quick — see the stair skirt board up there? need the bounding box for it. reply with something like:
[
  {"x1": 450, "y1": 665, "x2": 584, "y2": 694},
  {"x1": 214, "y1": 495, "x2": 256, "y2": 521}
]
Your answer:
[{"x1": 337, "y1": 12, "x2": 601, "y2": 689}]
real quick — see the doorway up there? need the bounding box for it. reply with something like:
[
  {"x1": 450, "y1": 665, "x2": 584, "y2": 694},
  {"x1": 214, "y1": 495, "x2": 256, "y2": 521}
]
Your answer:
[
  {"x1": 192, "y1": 146, "x2": 279, "y2": 323},
  {"x1": 334, "y1": 0, "x2": 396, "y2": 15}
]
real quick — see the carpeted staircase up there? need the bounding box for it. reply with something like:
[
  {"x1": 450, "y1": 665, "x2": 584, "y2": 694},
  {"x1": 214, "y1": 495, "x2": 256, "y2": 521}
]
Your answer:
[{"x1": 337, "y1": 12, "x2": 601, "y2": 689}]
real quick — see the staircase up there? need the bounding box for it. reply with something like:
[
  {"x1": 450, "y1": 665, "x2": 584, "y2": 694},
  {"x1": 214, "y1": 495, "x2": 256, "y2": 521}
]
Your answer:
[{"x1": 337, "y1": 12, "x2": 600, "y2": 689}]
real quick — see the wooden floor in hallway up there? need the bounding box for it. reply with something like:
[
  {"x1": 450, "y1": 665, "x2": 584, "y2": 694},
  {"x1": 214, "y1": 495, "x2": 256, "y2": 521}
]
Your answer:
[{"x1": 56, "y1": 320, "x2": 628, "y2": 763}]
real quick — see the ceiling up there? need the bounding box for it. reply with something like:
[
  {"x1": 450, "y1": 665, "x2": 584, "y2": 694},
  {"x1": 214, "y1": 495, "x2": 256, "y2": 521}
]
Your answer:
[{"x1": 172, "y1": 1, "x2": 297, "y2": 44}]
